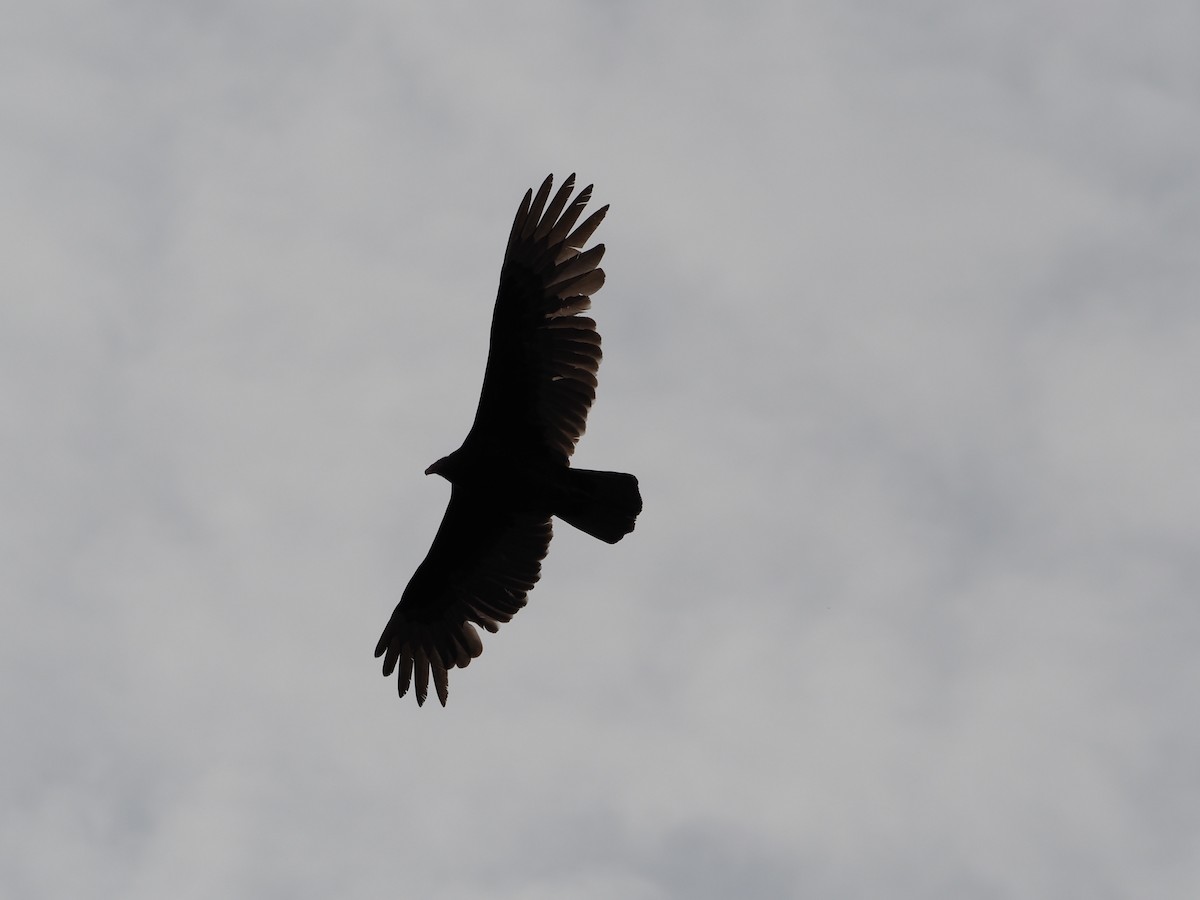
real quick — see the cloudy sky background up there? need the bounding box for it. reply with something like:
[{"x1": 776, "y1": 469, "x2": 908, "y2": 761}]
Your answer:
[{"x1": 4, "y1": 1, "x2": 1199, "y2": 897}]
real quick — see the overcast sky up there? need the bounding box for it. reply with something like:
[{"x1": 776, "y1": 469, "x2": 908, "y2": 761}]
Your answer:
[{"x1": 4, "y1": 2, "x2": 1199, "y2": 897}]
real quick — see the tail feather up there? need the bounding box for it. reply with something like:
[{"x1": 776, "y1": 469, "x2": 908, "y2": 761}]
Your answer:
[{"x1": 556, "y1": 468, "x2": 642, "y2": 543}]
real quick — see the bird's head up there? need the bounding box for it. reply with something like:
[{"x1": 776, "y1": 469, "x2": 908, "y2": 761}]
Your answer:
[{"x1": 424, "y1": 455, "x2": 451, "y2": 478}]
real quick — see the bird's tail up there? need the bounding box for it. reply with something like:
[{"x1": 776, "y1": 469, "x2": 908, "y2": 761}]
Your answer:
[{"x1": 557, "y1": 468, "x2": 642, "y2": 544}]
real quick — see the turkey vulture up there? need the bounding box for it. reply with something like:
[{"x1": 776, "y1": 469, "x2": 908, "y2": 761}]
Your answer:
[{"x1": 375, "y1": 174, "x2": 642, "y2": 706}]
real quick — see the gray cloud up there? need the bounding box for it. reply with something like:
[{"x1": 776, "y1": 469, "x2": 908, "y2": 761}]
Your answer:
[{"x1": 3, "y1": 1, "x2": 1198, "y2": 897}]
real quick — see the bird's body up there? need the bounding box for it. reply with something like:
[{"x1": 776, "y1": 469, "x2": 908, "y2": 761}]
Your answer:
[{"x1": 375, "y1": 174, "x2": 641, "y2": 706}]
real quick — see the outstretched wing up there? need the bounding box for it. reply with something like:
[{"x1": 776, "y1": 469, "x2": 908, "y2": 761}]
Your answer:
[
  {"x1": 464, "y1": 174, "x2": 608, "y2": 463},
  {"x1": 375, "y1": 487, "x2": 553, "y2": 706}
]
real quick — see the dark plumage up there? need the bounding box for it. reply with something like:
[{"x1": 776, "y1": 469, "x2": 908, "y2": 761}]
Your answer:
[{"x1": 375, "y1": 174, "x2": 642, "y2": 705}]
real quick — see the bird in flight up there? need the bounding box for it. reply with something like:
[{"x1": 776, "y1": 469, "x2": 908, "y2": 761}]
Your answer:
[{"x1": 375, "y1": 174, "x2": 642, "y2": 706}]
